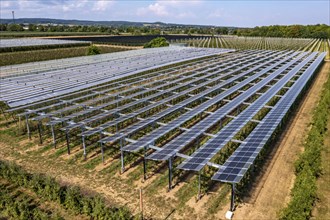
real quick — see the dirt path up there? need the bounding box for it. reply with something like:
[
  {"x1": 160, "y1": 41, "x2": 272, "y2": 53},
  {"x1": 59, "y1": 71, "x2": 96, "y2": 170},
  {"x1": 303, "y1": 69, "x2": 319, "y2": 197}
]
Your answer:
[{"x1": 233, "y1": 62, "x2": 330, "y2": 219}]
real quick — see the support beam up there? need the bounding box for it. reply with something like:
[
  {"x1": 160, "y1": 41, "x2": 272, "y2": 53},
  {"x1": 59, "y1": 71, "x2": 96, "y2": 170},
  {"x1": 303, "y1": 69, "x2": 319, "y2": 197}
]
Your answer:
[
  {"x1": 50, "y1": 124, "x2": 56, "y2": 148},
  {"x1": 82, "y1": 136, "x2": 87, "y2": 160},
  {"x1": 143, "y1": 145, "x2": 147, "y2": 181},
  {"x1": 25, "y1": 114, "x2": 31, "y2": 140},
  {"x1": 168, "y1": 157, "x2": 173, "y2": 191},
  {"x1": 66, "y1": 130, "x2": 70, "y2": 155},
  {"x1": 37, "y1": 120, "x2": 43, "y2": 144},
  {"x1": 230, "y1": 184, "x2": 236, "y2": 212},
  {"x1": 120, "y1": 137, "x2": 125, "y2": 173},
  {"x1": 101, "y1": 142, "x2": 105, "y2": 164}
]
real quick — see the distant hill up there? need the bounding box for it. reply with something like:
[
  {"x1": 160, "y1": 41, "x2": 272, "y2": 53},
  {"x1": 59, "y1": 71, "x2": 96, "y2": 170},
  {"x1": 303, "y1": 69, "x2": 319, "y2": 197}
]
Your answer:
[{"x1": 0, "y1": 18, "x2": 236, "y2": 29}]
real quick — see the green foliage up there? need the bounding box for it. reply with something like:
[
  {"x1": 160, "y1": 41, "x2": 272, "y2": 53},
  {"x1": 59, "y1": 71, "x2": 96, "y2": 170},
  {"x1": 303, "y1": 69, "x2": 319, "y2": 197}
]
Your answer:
[
  {"x1": 144, "y1": 37, "x2": 169, "y2": 48},
  {"x1": 0, "y1": 160, "x2": 133, "y2": 219},
  {"x1": 281, "y1": 167, "x2": 317, "y2": 220},
  {"x1": 64, "y1": 186, "x2": 82, "y2": 214},
  {"x1": 280, "y1": 67, "x2": 330, "y2": 220},
  {"x1": 236, "y1": 24, "x2": 330, "y2": 39},
  {"x1": 0, "y1": 46, "x2": 128, "y2": 66},
  {"x1": 87, "y1": 45, "x2": 101, "y2": 55}
]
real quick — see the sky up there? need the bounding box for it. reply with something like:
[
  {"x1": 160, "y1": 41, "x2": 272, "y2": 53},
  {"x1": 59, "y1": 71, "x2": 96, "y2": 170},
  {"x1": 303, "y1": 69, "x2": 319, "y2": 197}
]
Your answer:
[{"x1": 0, "y1": 0, "x2": 329, "y2": 27}]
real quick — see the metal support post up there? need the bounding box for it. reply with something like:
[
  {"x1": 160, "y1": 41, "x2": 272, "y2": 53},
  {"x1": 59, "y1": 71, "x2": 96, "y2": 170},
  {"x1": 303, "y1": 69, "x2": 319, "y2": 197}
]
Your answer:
[
  {"x1": 25, "y1": 114, "x2": 31, "y2": 140},
  {"x1": 82, "y1": 136, "x2": 87, "y2": 160},
  {"x1": 100, "y1": 142, "x2": 104, "y2": 164},
  {"x1": 37, "y1": 120, "x2": 43, "y2": 144},
  {"x1": 143, "y1": 145, "x2": 147, "y2": 181},
  {"x1": 168, "y1": 157, "x2": 173, "y2": 191},
  {"x1": 66, "y1": 130, "x2": 70, "y2": 155},
  {"x1": 230, "y1": 184, "x2": 236, "y2": 212},
  {"x1": 50, "y1": 124, "x2": 56, "y2": 148},
  {"x1": 120, "y1": 136, "x2": 125, "y2": 173}
]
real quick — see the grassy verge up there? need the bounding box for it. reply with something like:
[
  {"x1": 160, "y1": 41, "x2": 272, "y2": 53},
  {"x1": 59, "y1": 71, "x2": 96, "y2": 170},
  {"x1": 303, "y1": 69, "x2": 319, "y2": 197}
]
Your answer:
[
  {"x1": 280, "y1": 64, "x2": 330, "y2": 219},
  {"x1": 0, "y1": 46, "x2": 130, "y2": 66}
]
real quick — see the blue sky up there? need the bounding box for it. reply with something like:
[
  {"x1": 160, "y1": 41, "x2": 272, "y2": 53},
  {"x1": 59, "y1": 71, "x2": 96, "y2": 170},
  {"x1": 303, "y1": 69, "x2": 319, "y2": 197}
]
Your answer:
[{"x1": 1, "y1": 0, "x2": 329, "y2": 27}]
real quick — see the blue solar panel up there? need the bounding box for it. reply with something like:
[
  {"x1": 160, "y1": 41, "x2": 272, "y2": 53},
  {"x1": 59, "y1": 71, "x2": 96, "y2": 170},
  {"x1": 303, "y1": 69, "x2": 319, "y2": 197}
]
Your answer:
[
  {"x1": 177, "y1": 52, "x2": 313, "y2": 171},
  {"x1": 148, "y1": 51, "x2": 300, "y2": 162},
  {"x1": 212, "y1": 52, "x2": 326, "y2": 183},
  {"x1": 122, "y1": 50, "x2": 286, "y2": 152}
]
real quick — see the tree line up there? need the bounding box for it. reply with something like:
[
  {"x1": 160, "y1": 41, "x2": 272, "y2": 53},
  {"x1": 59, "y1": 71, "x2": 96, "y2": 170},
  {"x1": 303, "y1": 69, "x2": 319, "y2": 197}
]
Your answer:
[
  {"x1": 234, "y1": 24, "x2": 330, "y2": 39},
  {"x1": 1, "y1": 23, "x2": 328, "y2": 39},
  {"x1": 0, "y1": 23, "x2": 227, "y2": 35}
]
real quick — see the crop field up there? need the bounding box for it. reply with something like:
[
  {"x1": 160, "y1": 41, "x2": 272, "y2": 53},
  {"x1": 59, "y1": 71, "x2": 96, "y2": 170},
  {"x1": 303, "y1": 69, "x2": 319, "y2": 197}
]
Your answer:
[
  {"x1": 186, "y1": 36, "x2": 330, "y2": 59},
  {"x1": 0, "y1": 38, "x2": 91, "y2": 53},
  {"x1": 0, "y1": 46, "x2": 327, "y2": 219},
  {"x1": 0, "y1": 45, "x2": 131, "y2": 66}
]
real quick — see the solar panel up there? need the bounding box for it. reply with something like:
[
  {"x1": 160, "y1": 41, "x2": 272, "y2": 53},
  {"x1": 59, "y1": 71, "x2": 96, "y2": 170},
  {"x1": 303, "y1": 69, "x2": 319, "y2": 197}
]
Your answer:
[
  {"x1": 149, "y1": 51, "x2": 301, "y2": 162},
  {"x1": 44, "y1": 52, "x2": 239, "y2": 127},
  {"x1": 1, "y1": 47, "x2": 234, "y2": 107},
  {"x1": 177, "y1": 52, "x2": 314, "y2": 171},
  {"x1": 212, "y1": 52, "x2": 326, "y2": 183},
  {"x1": 122, "y1": 50, "x2": 285, "y2": 152},
  {"x1": 96, "y1": 51, "x2": 264, "y2": 143}
]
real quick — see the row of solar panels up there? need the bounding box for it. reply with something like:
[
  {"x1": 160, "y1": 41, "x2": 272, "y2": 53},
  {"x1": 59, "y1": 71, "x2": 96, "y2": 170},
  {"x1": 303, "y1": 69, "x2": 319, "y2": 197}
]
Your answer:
[
  {"x1": 1, "y1": 47, "x2": 233, "y2": 107},
  {"x1": 30, "y1": 50, "x2": 270, "y2": 144},
  {"x1": 212, "y1": 52, "x2": 326, "y2": 183},
  {"x1": 6, "y1": 49, "x2": 325, "y2": 186},
  {"x1": 11, "y1": 50, "x2": 215, "y2": 114},
  {"x1": 1, "y1": 46, "x2": 180, "y2": 77},
  {"x1": 0, "y1": 38, "x2": 90, "y2": 48},
  {"x1": 27, "y1": 49, "x2": 284, "y2": 154}
]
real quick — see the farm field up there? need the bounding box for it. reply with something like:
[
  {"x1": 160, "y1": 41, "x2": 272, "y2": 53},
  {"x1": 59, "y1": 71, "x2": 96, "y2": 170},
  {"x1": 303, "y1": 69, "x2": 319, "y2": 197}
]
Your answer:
[
  {"x1": 187, "y1": 36, "x2": 330, "y2": 60},
  {"x1": 0, "y1": 46, "x2": 328, "y2": 219},
  {"x1": 0, "y1": 45, "x2": 132, "y2": 66},
  {"x1": 0, "y1": 31, "x2": 114, "y2": 38}
]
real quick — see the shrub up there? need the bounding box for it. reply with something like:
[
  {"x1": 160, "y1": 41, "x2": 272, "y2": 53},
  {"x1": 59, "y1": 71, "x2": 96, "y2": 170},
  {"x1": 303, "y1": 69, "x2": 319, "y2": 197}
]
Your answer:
[
  {"x1": 144, "y1": 37, "x2": 169, "y2": 48},
  {"x1": 87, "y1": 45, "x2": 101, "y2": 55}
]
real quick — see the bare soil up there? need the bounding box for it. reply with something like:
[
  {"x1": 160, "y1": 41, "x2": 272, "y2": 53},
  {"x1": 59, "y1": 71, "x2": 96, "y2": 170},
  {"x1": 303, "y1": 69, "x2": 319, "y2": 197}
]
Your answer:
[{"x1": 233, "y1": 62, "x2": 330, "y2": 219}]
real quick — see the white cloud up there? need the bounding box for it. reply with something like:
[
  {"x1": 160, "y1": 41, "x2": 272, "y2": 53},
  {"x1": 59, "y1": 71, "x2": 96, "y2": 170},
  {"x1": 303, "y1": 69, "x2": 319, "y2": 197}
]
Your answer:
[
  {"x1": 62, "y1": 0, "x2": 88, "y2": 12},
  {"x1": 1, "y1": 1, "x2": 14, "y2": 8},
  {"x1": 137, "y1": 2, "x2": 168, "y2": 17},
  {"x1": 209, "y1": 8, "x2": 226, "y2": 18},
  {"x1": 136, "y1": 0, "x2": 201, "y2": 19},
  {"x1": 92, "y1": 0, "x2": 114, "y2": 12},
  {"x1": 149, "y1": 2, "x2": 169, "y2": 16}
]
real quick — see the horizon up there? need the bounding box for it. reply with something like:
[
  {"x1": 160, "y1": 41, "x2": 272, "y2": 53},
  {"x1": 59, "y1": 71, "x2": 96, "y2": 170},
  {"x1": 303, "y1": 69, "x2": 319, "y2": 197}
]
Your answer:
[
  {"x1": 2, "y1": 17, "x2": 329, "y2": 28},
  {"x1": 1, "y1": 0, "x2": 329, "y2": 28}
]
